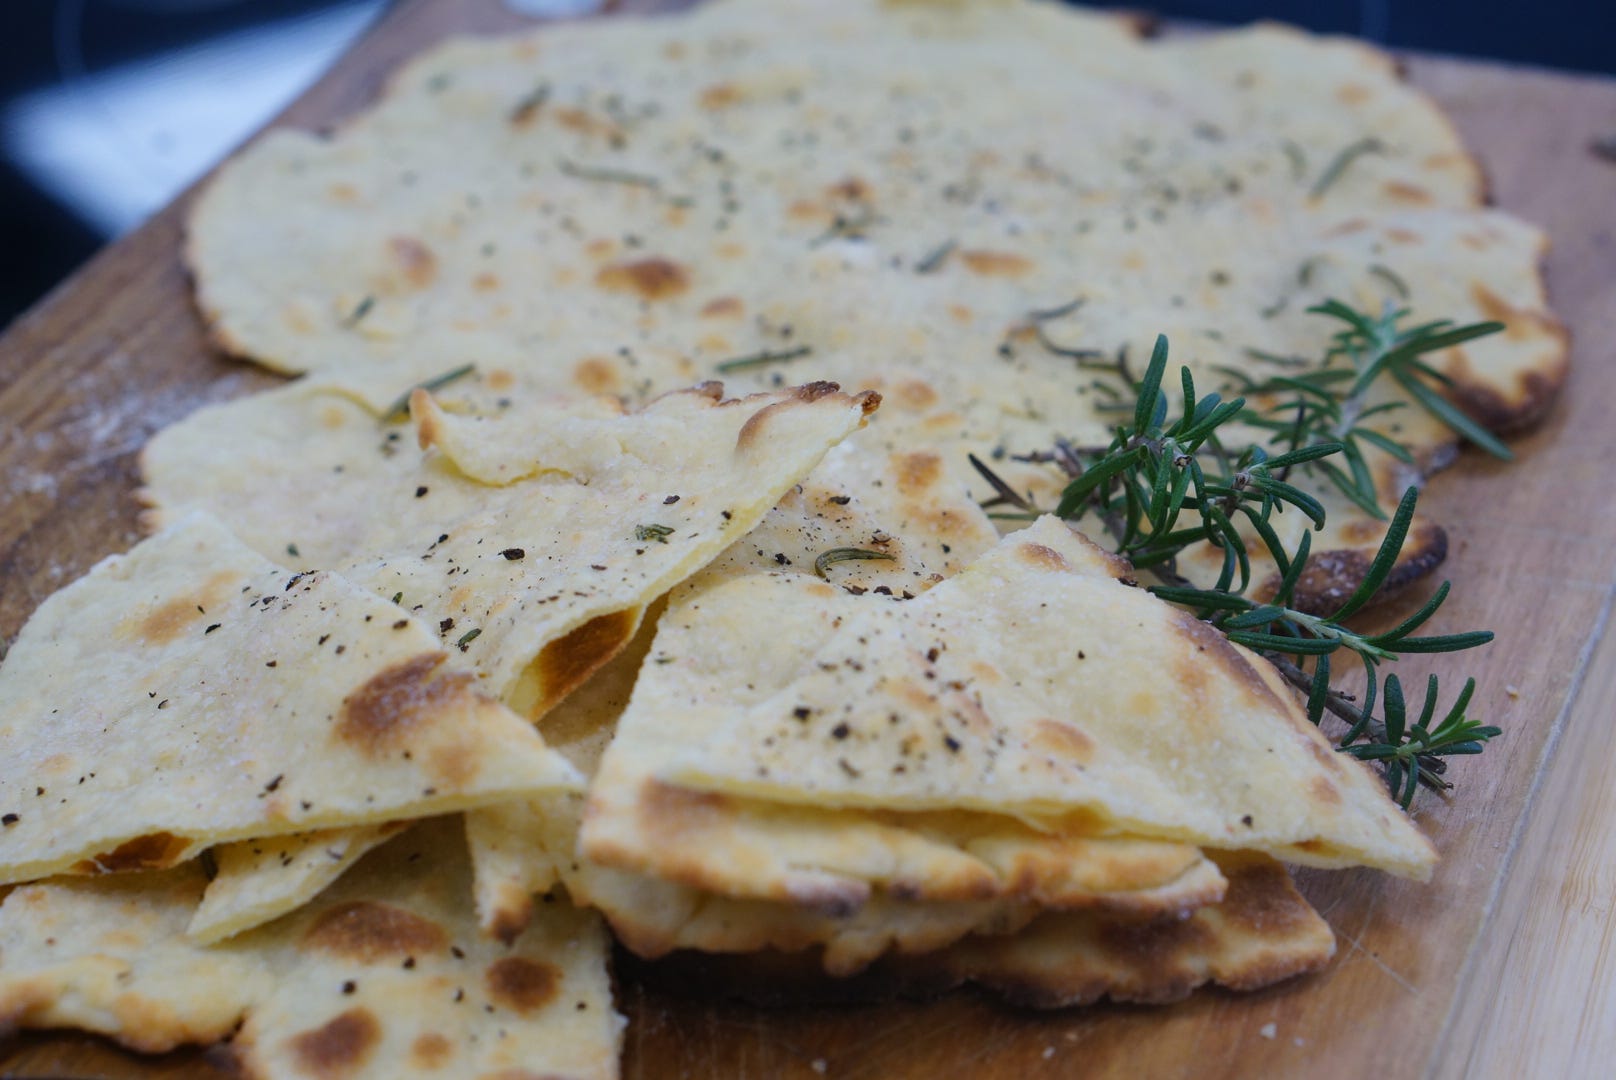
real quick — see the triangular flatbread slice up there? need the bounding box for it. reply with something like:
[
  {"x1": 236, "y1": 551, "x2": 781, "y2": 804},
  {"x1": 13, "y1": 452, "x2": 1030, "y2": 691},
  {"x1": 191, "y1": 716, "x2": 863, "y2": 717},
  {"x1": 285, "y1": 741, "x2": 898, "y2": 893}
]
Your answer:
[
  {"x1": 0, "y1": 817, "x2": 621, "y2": 1079},
  {"x1": 0, "y1": 513, "x2": 578, "y2": 886},
  {"x1": 620, "y1": 515, "x2": 1435, "y2": 878}
]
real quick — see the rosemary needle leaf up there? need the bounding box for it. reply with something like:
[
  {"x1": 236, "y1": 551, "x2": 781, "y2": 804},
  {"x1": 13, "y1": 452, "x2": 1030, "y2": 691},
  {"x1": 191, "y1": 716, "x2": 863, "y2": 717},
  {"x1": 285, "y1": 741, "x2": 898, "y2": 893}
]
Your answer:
[
  {"x1": 1383, "y1": 674, "x2": 1408, "y2": 744},
  {"x1": 914, "y1": 239, "x2": 956, "y2": 274},
  {"x1": 1133, "y1": 335, "x2": 1171, "y2": 436},
  {"x1": 1225, "y1": 631, "x2": 1337, "y2": 656},
  {"x1": 379, "y1": 363, "x2": 477, "y2": 422},
  {"x1": 1331, "y1": 487, "x2": 1419, "y2": 620},
  {"x1": 1310, "y1": 136, "x2": 1384, "y2": 199},
  {"x1": 714, "y1": 345, "x2": 813, "y2": 373},
  {"x1": 1391, "y1": 368, "x2": 1514, "y2": 460},
  {"x1": 1351, "y1": 426, "x2": 1416, "y2": 463},
  {"x1": 1306, "y1": 653, "x2": 1333, "y2": 725},
  {"x1": 1146, "y1": 587, "x2": 1254, "y2": 612},
  {"x1": 1364, "y1": 580, "x2": 1451, "y2": 644},
  {"x1": 1261, "y1": 442, "x2": 1343, "y2": 471},
  {"x1": 1386, "y1": 631, "x2": 1496, "y2": 654},
  {"x1": 813, "y1": 547, "x2": 896, "y2": 579}
]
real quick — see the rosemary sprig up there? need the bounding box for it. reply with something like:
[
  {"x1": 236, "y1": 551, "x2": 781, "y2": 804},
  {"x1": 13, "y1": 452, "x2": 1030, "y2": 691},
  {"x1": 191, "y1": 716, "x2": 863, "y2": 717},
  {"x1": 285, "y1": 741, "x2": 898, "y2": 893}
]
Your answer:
[
  {"x1": 379, "y1": 363, "x2": 477, "y2": 423},
  {"x1": 715, "y1": 345, "x2": 813, "y2": 374},
  {"x1": 980, "y1": 314, "x2": 1507, "y2": 805},
  {"x1": 635, "y1": 523, "x2": 675, "y2": 544}
]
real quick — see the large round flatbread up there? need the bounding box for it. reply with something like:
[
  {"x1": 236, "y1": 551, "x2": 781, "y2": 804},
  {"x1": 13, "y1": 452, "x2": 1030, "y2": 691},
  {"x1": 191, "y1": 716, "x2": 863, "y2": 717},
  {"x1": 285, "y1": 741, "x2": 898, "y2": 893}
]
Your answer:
[{"x1": 184, "y1": 0, "x2": 1566, "y2": 604}]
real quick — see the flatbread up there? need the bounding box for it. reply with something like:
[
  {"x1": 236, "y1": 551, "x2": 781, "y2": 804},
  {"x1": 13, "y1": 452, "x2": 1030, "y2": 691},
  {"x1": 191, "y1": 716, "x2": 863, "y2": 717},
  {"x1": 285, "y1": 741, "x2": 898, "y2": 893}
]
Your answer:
[
  {"x1": 565, "y1": 792, "x2": 1233, "y2": 976},
  {"x1": 625, "y1": 851, "x2": 1335, "y2": 1007},
  {"x1": 184, "y1": 0, "x2": 1565, "y2": 606},
  {"x1": 0, "y1": 513, "x2": 578, "y2": 887},
  {"x1": 473, "y1": 450, "x2": 1230, "y2": 951},
  {"x1": 188, "y1": 824, "x2": 406, "y2": 945},
  {"x1": 0, "y1": 818, "x2": 622, "y2": 1079},
  {"x1": 596, "y1": 515, "x2": 1434, "y2": 879},
  {"x1": 141, "y1": 379, "x2": 878, "y2": 717}
]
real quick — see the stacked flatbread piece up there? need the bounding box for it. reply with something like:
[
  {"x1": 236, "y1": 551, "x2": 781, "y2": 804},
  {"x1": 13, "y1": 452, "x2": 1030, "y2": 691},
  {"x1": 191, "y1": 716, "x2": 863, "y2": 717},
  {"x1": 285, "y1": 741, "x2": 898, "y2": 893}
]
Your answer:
[{"x1": 0, "y1": 0, "x2": 1566, "y2": 1074}]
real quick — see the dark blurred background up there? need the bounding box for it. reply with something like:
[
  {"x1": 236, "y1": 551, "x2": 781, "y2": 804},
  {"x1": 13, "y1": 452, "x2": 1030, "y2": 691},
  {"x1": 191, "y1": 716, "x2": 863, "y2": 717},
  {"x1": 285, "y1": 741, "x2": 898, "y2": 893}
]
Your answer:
[{"x1": 0, "y1": 0, "x2": 1610, "y2": 329}]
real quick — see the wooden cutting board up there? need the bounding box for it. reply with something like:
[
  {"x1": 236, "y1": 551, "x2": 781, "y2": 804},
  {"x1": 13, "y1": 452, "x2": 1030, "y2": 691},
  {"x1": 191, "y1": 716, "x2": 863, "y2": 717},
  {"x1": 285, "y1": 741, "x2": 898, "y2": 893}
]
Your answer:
[{"x1": 2, "y1": 2, "x2": 1614, "y2": 1076}]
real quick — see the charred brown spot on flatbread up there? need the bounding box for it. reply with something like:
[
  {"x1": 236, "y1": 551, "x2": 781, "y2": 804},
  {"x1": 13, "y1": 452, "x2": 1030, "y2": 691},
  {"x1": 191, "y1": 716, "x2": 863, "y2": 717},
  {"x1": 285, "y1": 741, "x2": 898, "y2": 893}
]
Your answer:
[
  {"x1": 891, "y1": 379, "x2": 939, "y2": 410},
  {"x1": 487, "y1": 892, "x2": 535, "y2": 947},
  {"x1": 637, "y1": 780, "x2": 729, "y2": 831},
  {"x1": 335, "y1": 652, "x2": 476, "y2": 756},
  {"x1": 1267, "y1": 521, "x2": 1448, "y2": 614},
  {"x1": 959, "y1": 250, "x2": 1033, "y2": 277},
  {"x1": 1016, "y1": 543, "x2": 1069, "y2": 572},
  {"x1": 484, "y1": 956, "x2": 561, "y2": 1014},
  {"x1": 387, "y1": 236, "x2": 438, "y2": 289},
  {"x1": 288, "y1": 1007, "x2": 381, "y2": 1079},
  {"x1": 1031, "y1": 719, "x2": 1095, "y2": 765},
  {"x1": 533, "y1": 609, "x2": 638, "y2": 714},
  {"x1": 302, "y1": 900, "x2": 449, "y2": 962},
  {"x1": 594, "y1": 257, "x2": 690, "y2": 301},
  {"x1": 553, "y1": 106, "x2": 616, "y2": 139},
  {"x1": 893, "y1": 450, "x2": 943, "y2": 495},
  {"x1": 572, "y1": 356, "x2": 622, "y2": 394},
  {"x1": 127, "y1": 571, "x2": 239, "y2": 644},
  {"x1": 698, "y1": 83, "x2": 742, "y2": 110},
  {"x1": 72, "y1": 832, "x2": 192, "y2": 874},
  {"x1": 700, "y1": 296, "x2": 744, "y2": 318},
  {"x1": 1382, "y1": 180, "x2": 1433, "y2": 205},
  {"x1": 827, "y1": 176, "x2": 873, "y2": 202},
  {"x1": 410, "y1": 1032, "x2": 453, "y2": 1068},
  {"x1": 1308, "y1": 775, "x2": 1343, "y2": 805}
]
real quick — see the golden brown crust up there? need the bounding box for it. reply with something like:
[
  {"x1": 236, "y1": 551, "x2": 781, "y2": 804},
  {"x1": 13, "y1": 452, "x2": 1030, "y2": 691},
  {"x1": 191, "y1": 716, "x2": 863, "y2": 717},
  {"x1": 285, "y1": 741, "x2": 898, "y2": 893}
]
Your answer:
[
  {"x1": 301, "y1": 900, "x2": 449, "y2": 963},
  {"x1": 531, "y1": 610, "x2": 640, "y2": 719},
  {"x1": 618, "y1": 854, "x2": 1331, "y2": 1009},
  {"x1": 1262, "y1": 520, "x2": 1448, "y2": 615}
]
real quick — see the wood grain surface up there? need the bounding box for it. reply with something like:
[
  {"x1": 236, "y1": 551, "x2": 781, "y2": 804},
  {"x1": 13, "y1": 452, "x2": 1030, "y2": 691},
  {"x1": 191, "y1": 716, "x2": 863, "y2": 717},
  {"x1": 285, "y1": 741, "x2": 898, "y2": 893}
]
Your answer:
[{"x1": 2, "y1": 2, "x2": 1614, "y2": 1077}]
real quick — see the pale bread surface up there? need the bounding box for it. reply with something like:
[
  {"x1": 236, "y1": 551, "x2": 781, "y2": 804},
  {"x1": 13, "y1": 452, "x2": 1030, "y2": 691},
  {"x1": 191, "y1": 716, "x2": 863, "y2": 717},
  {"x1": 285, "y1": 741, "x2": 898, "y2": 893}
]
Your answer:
[
  {"x1": 0, "y1": 818, "x2": 622, "y2": 1079},
  {"x1": 0, "y1": 513, "x2": 578, "y2": 887}
]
